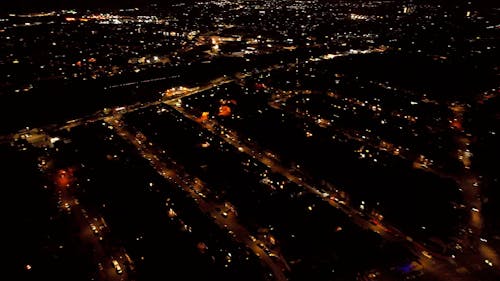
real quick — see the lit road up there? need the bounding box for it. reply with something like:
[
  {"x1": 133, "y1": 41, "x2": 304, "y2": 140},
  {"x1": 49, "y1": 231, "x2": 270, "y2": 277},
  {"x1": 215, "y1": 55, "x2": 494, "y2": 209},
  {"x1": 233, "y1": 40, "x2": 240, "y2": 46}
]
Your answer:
[
  {"x1": 268, "y1": 79, "x2": 500, "y2": 275},
  {"x1": 375, "y1": 82, "x2": 500, "y2": 273},
  {"x1": 51, "y1": 169, "x2": 132, "y2": 281},
  {"x1": 170, "y1": 103, "x2": 496, "y2": 281},
  {"x1": 106, "y1": 117, "x2": 289, "y2": 281},
  {"x1": 0, "y1": 47, "x2": 384, "y2": 146}
]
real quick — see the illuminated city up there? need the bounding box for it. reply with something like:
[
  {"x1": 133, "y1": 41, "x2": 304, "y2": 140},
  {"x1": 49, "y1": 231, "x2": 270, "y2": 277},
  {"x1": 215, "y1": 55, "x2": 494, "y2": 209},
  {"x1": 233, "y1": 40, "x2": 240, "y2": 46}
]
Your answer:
[{"x1": 2, "y1": 1, "x2": 499, "y2": 281}]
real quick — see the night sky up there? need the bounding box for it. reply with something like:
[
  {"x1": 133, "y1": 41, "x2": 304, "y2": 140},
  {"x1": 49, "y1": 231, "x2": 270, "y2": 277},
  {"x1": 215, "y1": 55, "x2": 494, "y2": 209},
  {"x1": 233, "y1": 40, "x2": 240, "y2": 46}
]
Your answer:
[
  {"x1": 0, "y1": 0, "x2": 155, "y2": 12},
  {"x1": 0, "y1": 0, "x2": 496, "y2": 13}
]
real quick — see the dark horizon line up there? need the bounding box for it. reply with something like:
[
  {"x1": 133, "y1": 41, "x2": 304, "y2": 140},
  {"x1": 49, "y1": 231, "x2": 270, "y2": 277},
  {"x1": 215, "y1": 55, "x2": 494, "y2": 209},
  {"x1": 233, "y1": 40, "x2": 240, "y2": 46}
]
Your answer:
[{"x1": 0, "y1": 0, "x2": 496, "y2": 14}]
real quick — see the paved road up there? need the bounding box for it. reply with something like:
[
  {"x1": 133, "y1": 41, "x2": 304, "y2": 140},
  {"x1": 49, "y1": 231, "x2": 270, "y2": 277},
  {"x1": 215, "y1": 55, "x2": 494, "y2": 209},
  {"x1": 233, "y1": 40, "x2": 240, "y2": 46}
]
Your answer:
[
  {"x1": 268, "y1": 79, "x2": 500, "y2": 275},
  {"x1": 107, "y1": 117, "x2": 289, "y2": 281},
  {"x1": 52, "y1": 168, "x2": 131, "y2": 281},
  {"x1": 170, "y1": 103, "x2": 494, "y2": 281}
]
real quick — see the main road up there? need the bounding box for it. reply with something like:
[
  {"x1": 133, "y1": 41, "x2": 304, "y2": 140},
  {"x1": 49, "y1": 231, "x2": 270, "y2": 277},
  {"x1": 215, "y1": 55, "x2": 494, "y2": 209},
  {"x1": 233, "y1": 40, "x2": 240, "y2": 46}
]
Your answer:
[
  {"x1": 168, "y1": 99, "x2": 495, "y2": 281},
  {"x1": 106, "y1": 116, "x2": 289, "y2": 281},
  {"x1": 50, "y1": 166, "x2": 132, "y2": 281}
]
